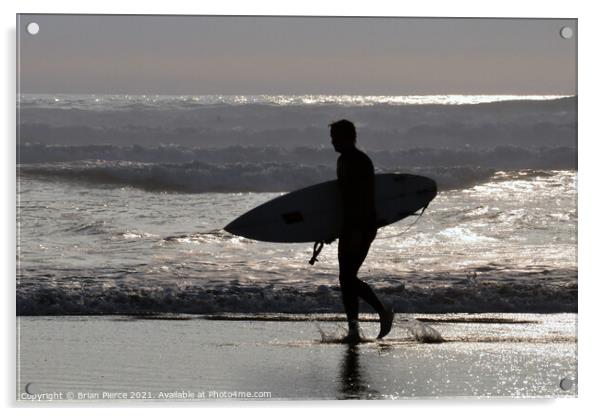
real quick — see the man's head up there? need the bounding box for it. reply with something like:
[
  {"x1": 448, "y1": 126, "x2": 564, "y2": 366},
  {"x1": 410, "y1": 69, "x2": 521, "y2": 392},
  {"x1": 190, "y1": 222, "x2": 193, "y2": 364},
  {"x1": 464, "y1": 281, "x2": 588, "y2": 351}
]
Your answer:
[{"x1": 329, "y1": 119, "x2": 356, "y2": 153}]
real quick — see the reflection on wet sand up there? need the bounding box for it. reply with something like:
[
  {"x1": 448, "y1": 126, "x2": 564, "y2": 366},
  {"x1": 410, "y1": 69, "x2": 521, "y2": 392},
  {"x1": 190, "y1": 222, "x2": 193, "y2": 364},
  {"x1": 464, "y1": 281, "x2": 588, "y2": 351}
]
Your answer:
[{"x1": 338, "y1": 345, "x2": 380, "y2": 399}]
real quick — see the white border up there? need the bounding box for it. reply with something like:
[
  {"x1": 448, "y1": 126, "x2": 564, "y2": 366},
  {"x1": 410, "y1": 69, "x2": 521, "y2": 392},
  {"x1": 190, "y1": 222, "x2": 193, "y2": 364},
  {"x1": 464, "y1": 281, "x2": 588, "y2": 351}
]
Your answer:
[
  {"x1": 3, "y1": 1, "x2": 600, "y2": 414},
  {"x1": 6, "y1": 0, "x2": 586, "y2": 18}
]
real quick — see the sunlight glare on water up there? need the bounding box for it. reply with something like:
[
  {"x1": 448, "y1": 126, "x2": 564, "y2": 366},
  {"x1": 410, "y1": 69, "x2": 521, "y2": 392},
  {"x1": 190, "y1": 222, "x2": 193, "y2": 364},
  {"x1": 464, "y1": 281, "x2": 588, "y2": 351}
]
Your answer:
[
  {"x1": 18, "y1": 93, "x2": 571, "y2": 110},
  {"x1": 370, "y1": 170, "x2": 576, "y2": 275}
]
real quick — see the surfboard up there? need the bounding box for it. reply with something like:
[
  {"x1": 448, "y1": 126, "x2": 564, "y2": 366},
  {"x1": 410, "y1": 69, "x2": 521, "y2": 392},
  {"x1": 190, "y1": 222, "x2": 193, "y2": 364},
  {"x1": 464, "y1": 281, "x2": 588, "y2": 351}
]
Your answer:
[{"x1": 224, "y1": 173, "x2": 437, "y2": 243}]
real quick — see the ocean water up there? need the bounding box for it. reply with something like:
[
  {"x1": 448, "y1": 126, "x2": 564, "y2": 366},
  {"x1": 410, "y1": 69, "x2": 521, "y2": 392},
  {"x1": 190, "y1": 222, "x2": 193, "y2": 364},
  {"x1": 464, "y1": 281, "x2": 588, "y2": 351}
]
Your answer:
[{"x1": 16, "y1": 94, "x2": 577, "y2": 315}]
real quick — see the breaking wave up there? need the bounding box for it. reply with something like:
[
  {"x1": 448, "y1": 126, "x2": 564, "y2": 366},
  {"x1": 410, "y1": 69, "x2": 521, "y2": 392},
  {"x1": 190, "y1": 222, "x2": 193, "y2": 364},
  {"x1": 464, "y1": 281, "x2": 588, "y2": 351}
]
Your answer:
[
  {"x1": 17, "y1": 145, "x2": 575, "y2": 192},
  {"x1": 16, "y1": 276, "x2": 577, "y2": 316},
  {"x1": 18, "y1": 143, "x2": 576, "y2": 168}
]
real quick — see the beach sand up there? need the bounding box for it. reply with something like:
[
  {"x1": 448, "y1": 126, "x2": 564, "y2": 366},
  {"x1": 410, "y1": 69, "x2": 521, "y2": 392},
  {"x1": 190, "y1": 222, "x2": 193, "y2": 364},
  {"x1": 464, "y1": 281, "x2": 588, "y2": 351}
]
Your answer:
[{"x1": 17, "y1": 313, "x2": 577, "y2": 401}]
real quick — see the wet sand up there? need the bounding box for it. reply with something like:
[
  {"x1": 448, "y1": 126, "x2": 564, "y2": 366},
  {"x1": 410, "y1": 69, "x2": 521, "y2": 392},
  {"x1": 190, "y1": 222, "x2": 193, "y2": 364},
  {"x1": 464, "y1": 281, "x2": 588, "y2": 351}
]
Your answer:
[{"x1": 17, "y1": 313, "x2": 577, "y2": 401}]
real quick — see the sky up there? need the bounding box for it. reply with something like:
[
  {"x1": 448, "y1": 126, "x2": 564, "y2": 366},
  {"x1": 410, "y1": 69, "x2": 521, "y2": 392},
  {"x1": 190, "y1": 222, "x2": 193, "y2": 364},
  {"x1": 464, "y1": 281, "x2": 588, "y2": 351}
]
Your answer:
[{"x1": 17, "y1": 15, "x2": 577, "y2": 95}]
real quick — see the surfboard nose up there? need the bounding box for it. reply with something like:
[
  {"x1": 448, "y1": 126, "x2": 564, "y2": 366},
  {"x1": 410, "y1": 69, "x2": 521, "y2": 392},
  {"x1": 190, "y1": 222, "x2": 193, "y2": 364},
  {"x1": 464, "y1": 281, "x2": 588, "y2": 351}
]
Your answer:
[{"x1": 223, "y1": 217, "x2": 241, "y2": 235}]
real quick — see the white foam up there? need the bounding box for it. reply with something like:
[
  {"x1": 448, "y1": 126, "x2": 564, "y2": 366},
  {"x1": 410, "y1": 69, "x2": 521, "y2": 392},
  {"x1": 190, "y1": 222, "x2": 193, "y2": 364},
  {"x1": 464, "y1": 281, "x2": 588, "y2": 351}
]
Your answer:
[{"x1": 17, "y1": 272, "x2": 576, "y2": 316}]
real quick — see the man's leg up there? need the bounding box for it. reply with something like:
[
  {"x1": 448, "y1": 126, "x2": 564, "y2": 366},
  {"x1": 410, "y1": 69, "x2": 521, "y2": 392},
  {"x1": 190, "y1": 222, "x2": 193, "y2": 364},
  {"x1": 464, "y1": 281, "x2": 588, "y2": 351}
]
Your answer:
[
  {"x1": 351, "y1": 229, "x2": 385, "y2": 314},
  {"x1": 338, "y1": 257, "x2": 360, "y2": 325},
  {"x1": 338, "y1": 230, "x2": 382, "y2": 336},
  {"x1": 355, "y1": 279, "x2": 385, "y2": 314},
  {"x1": 338, "y1": 233, "x2": 362, "y2": 338},
  {"x1": 349, "y1": 229, "x2": 394, "y2": 339}
]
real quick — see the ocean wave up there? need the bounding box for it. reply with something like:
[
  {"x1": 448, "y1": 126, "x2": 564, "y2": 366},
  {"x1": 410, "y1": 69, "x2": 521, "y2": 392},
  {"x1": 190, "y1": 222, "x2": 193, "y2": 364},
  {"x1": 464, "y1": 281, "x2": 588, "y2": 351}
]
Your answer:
[
  {"x1": 16, "y1": 277, "x2": 577, "y2": 316},
  {"x1": 18, "y1": 161, "x2": 333, "y2": 193},
  {"x1": 18, "y1": 96, "x2": 576, "y2": 150},
  {"x1": 17, "y1": 142, "x2": 576, "y2": 192},
  {"x1": 18, "y1": 143, "x2": 577, "y2": 169},
  {"x1": 18, "y1": 159, "x2": 502, "y2": 192}
]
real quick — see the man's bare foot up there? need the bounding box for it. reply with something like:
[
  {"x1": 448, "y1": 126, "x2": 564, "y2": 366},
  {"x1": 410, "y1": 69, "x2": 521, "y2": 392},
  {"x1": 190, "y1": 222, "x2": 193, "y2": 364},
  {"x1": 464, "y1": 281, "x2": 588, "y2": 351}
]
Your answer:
[
  {"x1": 341, "y1": 330, "x2": 362, "y2": 345},
  {"x1": 377, "y1": 307, "x2": 394, "y2": 339},
  {"x1": 343, "y1": 320, "x2": 362, "y2": 344}
]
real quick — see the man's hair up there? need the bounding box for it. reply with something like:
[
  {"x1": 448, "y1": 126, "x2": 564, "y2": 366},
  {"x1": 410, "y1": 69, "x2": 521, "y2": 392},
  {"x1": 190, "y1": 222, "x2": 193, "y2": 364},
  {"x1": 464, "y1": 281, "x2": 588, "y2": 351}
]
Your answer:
[{"x1": 329, "y1": 119, "x2": 357, "y2": 143}]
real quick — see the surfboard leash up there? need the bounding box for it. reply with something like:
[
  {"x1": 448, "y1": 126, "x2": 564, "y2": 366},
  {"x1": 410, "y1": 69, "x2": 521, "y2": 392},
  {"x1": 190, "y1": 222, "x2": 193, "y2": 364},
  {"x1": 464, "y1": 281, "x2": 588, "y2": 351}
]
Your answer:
[
  {"x1": 378, "y1": 204, "x2": 429, "y2": 240},
  {"x1": 308, "y1": 204, "x2": 430, "y2": 264},
  {"x1": 309, "y1": 241, "x2": 325, "y2": 265}
]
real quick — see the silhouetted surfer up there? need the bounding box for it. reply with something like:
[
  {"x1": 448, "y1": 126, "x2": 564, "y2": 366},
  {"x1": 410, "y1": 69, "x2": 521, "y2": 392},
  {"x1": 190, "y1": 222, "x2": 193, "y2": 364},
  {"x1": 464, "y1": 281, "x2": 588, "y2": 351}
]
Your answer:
[{"x1": 328, "y1": 120, "x2": 394, "y2": 343}]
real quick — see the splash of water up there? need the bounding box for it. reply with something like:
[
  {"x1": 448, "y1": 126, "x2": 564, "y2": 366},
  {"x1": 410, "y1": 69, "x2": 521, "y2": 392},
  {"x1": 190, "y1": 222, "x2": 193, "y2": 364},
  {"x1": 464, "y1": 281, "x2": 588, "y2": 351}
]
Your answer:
[
  {"x1": 401, "y1": 318, "x2": 444, "y2": 343},
  {"x1": 313, "y1": 319, "x2": 443, "y2": 344},
  {"x1": 314, "y1": 321, "x2": 368, "y2": 344}
]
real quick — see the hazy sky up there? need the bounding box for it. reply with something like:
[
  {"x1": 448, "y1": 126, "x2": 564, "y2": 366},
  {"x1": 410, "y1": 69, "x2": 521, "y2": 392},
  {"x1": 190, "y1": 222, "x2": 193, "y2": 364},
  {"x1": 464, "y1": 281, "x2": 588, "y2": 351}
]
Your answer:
[{"x1": 18, "y1": 15, "x2": 576, "y2": 95}]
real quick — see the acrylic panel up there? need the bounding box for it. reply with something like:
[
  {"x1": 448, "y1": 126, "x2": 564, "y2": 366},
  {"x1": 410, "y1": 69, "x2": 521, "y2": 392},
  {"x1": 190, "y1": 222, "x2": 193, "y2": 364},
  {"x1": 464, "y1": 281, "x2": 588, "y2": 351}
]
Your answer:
[{"x1": 16, "y1": 15, "x2": 577, "y2": 401}]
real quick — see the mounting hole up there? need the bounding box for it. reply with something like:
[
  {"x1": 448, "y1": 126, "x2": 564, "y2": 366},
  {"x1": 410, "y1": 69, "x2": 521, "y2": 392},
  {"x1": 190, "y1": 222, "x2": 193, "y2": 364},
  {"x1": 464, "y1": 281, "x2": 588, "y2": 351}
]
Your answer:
[
  {"x1": 26, "y1": 22, "x2": 40, "y2": 35},
  {"x1": 560, "y1": 377, "x2": 573, "y2": 390},
  {"x1": 560, "y1": 26, "x2": 573, "y2": 39},
  {"x1": 25, "y1": 382, "x2": 36, "y2": 394}
]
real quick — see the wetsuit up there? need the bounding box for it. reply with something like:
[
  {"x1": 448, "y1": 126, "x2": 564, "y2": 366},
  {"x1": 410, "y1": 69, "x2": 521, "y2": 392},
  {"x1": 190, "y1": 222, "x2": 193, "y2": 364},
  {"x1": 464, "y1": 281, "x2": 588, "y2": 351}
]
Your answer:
[{"x1": 336, "y1": 148, "x2": 385, "y2": 323}]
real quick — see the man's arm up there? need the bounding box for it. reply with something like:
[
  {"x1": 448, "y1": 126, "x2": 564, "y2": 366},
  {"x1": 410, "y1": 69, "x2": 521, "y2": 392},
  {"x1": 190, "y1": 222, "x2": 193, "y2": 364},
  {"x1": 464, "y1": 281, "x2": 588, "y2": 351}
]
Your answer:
[
  {"x1": 337, "y1": 154, "x2": 359, "y2": 233},
  {"x1": 322, "y1": 156, "x2": 351, "y2": 242}
]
